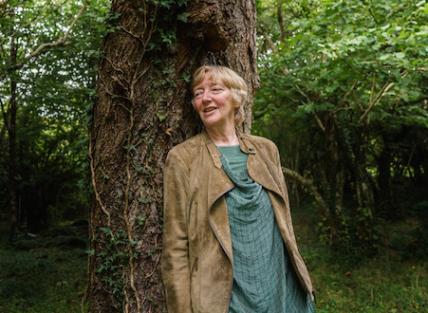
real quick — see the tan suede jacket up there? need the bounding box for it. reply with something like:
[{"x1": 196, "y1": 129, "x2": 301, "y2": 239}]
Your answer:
[{"x1": 161, "y1": 131, "x2": 314, "y2": 313}]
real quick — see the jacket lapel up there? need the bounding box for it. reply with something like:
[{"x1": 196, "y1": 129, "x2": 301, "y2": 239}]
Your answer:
[
  {"x1": 203, "y1": 135, "x2": 234, "y2": 262},
  {"x1": 247, "y1": 154, "x2": 284, "y2": 200},
  {"x1": 240, "y1": 133, "x2": 284, "y2": 202},
  {"x1": 244, "y1": 139, "x2": 295, "y2": 248}
]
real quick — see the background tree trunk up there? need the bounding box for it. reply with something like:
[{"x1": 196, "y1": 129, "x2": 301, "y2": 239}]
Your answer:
[
  {"x1": 376, "y1": 134, "x2": 393, "y2": 216},
  {"x1": 88, "y1": 1, "x2": 257, "y2": 312},
  {"x1": 8, "y1": 32, "x2": 18, "y2": 241}
]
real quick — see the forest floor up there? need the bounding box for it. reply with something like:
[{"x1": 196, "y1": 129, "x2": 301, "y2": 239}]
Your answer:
[
  {"x1": 0, "y1": 220, "x2": 88, "y2": 313},
  {"x1": 0, "y1": 210, "x2": 427, "y2": 313},
  {"x1": 294, "y1": 206, "x2": 428, "y2": 313}
]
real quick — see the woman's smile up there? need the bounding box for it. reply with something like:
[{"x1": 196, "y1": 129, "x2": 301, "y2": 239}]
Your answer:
[{"x1": 202, "y1": 106, "x2": 218, "y2": 113}]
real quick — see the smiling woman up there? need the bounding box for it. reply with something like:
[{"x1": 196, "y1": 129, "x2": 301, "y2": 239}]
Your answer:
[{"x1": 161, "y1": 65, "x2": 317, "y2": 313}]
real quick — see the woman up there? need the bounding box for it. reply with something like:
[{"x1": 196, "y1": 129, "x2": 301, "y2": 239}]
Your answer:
[{"x1": 162, "y1": 65, "x2": 316, "y2": 313}]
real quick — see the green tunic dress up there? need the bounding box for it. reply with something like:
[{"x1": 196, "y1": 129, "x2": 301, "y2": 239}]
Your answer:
[{"x1": 217, "y1": 145, "x2": 316, "y2": 313}]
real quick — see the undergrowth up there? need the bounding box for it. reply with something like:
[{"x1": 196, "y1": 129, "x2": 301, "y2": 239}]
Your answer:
[
  {"x1": 296, "y1": 205, "x2": 428, "y2": 313},
  {"x1": 0, "y1": 222, "x2": 87, "y2": 313}
]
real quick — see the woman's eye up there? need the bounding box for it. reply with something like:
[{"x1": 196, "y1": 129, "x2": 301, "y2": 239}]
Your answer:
[{"x1": 212, "y1": 88, "x2": 223, "y2": 93}]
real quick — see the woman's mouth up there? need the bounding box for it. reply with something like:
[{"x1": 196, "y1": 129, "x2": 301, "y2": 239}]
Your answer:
[{"x1": 203, "y1": 107, "x2": 217, "y2": 113}]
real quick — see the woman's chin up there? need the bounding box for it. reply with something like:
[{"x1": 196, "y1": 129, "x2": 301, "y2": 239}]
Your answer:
[
  {"x1": 200, "y1": 112, "x2": 235, "y2": 131},
  {"x1": 201, "y1": 116, "x2": 221, "y2": 129}
]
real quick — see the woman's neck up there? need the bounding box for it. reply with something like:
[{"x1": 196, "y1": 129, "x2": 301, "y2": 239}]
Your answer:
[{"x1": 206, "y1": 126, "x2": 239, "y2": 146}]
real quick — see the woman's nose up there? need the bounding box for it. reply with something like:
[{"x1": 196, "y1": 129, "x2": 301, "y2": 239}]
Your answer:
[{"x1": 201, "y1": 90, "x2": 212, "y2": 102}]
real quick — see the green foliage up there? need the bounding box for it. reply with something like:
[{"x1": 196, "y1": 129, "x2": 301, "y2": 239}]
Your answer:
[
  {"x1": 256, "y1": 0, "x2": 427, "y2": 126},
  {"x1": 145, "y1": 0, "x2": 188, "y2": 54},
  {"x1": 95, "y1": 227, "x2": 128, "y2": 307},
  {"x1": 255, "y1": 0, "x2": 428, "y2": 252},
  {"x1": 94, "y1": 226, "x2": 140, "y2": 309}
]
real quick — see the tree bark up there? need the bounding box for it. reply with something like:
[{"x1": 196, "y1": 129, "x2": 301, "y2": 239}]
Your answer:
[{"x1": 88, "y1": 1, "x2": 257, "y2": 312}]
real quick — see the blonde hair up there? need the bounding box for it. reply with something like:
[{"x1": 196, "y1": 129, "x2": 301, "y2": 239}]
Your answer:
[{"x1": 191, "y1": 65, "x2": 248, "y2": 126}]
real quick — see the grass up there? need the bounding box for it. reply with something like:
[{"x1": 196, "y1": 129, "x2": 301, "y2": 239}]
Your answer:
[
  {"x1": 0, "y1": 209, "x2": 427, "y2": 313},
  {"x1": 294, "y1": 206, "x2": 428, "y2": 313},
  {"x1": 308, "y1": 248, "x2": 427, "y2": 313},
  {"x1": 0, "y1": 223, "x2": 88, "y2": 313}
]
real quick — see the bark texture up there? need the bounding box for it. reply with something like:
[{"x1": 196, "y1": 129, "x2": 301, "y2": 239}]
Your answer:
[{"x1": 88, "y1": 1, "x2": 257, "y2": 312}]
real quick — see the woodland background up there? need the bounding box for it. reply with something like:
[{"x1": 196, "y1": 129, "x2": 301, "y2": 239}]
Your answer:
[{"x1": 0, "y1": 0, "x2": 427, "y2": 312}]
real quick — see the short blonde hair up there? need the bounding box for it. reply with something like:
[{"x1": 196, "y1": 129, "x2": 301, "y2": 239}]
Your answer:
[{"x1": 191, "y1": 65, "x2": 248, "y2": 126}]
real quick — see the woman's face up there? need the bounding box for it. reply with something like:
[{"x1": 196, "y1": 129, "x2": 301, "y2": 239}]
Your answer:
[{"x1": 192, "y1": 75, "x2": 237, "y2": 132}]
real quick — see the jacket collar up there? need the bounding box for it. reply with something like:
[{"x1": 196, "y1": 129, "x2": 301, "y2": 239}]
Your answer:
[
  {"x1": 200, "y1": 129, "x2": 283, "y2": 200},
  {"x1": 201, "y1": 129, "x2": 256, "y2": 169}
]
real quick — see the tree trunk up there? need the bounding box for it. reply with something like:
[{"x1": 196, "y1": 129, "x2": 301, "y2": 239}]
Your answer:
[
  {"x1": 314, "y1": 113, "x2": 344, "y2": 245},
  {"x1": 88, "y1": 1, "x2": 257, "y2": 312},
  {"x1": 352, "y1": 132, "x2": 375, "y2": 246},
  {"x1": 8, "y1": 32, "x2": 18, "y2": 242},
  {"x1": 376, "y1": 134, "x2": 393, "y2": 216},
  {"x1": 338, "y1": 125, "x2": 375, "y2": 250}
]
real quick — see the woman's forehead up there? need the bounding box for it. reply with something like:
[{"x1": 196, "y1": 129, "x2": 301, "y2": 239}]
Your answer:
[{"x1": 193, "y1": 74, "x2": 224, "y2": 89}]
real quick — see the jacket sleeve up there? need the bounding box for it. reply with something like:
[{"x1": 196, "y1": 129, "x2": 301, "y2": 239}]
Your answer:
[
  {"x1": 273, "y1": 143, "x2": 316, "y2": 302},
  {"x1": 161, "y1": 149, "x2": 192, "y2": 313},
  {"x1": 272, "y1": 144, "x2": 298, "y2": 244}
]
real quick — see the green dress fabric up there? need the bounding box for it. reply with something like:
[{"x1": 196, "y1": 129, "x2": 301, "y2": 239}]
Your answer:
[{"x1": 217, "y1": 145, "x2": 316, "y2": 313}]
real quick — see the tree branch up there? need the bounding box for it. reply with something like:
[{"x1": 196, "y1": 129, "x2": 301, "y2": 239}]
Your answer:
[
  {"x1": 253, "y1": 106, "x2": 270, "y2": 119},
  {"x1": 258, "y1": 23, "x2": 276, "y2": 52},
  {"x1": 0, "y1": 1, "x2": 87, "y2": 80},
  {"x1": 313, "y1": 113, "x2": 326, "y2": 133},
  {"x1": 342, "y1": 80, "x2": 358, "y2": 103},
  {"x1": 359, "y1": 81, "x2": 395, "y2": 123},
  {"x1": 277, "y1": 0, "x2": 286, "y2": 42},
  {"x1": 0, "y1": 95, "x2": 10, "y2": 132},
  {"x1": 282, "y1": 166, "x2": 329, "y2": 217}
]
